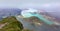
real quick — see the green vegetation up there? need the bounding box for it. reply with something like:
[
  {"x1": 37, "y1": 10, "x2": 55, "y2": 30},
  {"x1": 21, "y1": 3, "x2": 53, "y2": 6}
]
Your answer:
[
  {"x1": 0, "y1": 16, "x2": 54, "y2": 31},
  {"x1": 0, "y1": 16, "x2": 23, "y2": 31}
]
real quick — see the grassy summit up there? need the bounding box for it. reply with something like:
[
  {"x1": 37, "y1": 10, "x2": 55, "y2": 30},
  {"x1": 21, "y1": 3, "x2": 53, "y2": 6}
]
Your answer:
[{"x1": 0, "y1": 16, "x2": 23, "y2": 31}]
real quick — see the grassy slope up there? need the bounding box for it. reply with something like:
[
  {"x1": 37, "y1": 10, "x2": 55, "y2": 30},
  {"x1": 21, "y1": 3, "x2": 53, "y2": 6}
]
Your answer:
[{"x1": 0, "y1": 16, "x2": 23, "y2": 31}]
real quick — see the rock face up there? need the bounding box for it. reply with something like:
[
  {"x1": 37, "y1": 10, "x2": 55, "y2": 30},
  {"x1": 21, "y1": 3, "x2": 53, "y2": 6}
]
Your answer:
[{"x1": 0, "y1": 16, "x2": 23, "y2": 31}]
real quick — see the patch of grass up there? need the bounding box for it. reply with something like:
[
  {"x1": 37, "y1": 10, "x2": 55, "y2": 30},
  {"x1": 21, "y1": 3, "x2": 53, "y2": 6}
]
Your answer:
[{"x1": 0, "y1": 16, "x2": 23, "y2": 31}]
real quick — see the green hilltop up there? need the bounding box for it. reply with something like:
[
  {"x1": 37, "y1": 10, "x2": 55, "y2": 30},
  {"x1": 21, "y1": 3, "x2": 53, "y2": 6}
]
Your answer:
[{"x1": 0, "y1": 16, "x2": 23, "y2": 31}]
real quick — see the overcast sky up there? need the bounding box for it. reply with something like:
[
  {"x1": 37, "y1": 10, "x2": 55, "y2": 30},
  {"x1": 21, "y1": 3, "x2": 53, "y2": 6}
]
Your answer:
[
  {"x1": 0, "y1": 0, "x2": 60, "y2": 18},
  {"x1": 0, "y1": 0, "x2": 60, "y2": 9}
]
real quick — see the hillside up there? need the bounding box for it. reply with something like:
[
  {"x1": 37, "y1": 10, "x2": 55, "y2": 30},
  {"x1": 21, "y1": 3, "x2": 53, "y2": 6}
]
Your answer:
[{"x1": 0, "y1": 16, "x2": 23, "y2": 31}]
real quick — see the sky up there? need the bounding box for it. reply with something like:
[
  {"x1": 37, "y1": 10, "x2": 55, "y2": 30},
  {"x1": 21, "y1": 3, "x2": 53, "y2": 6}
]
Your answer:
[
  {"x1": 0, "y1": 0, "x2": 60, "y2": 12},
  {"x1": 0, "y1": 0, "x2": 60, "y2": 19},
  {"x1": 0, "y1": 0, "x2": 60, "y2": 9}
]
